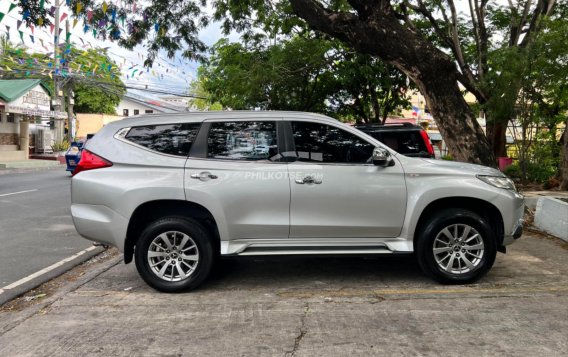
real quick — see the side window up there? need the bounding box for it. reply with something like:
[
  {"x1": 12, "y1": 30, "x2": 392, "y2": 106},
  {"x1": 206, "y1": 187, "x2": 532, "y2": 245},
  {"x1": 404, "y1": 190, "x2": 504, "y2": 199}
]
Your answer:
[
  {"x1": 207, "y1": 121, "x2": 278, "y2": 161},
  {"x1": 125, "y1": 123, "x2": 201, "y2": 157},
  {"x1": 290, "y1": 122, "x2": 374, "y2": 164}
]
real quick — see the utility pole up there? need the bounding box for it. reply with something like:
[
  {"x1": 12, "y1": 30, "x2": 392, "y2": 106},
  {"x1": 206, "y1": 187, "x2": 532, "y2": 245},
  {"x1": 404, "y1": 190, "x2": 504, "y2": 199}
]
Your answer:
[
  {"x1": 65, "y1": 18, "x2": 74, "y2": 142},
  {"x1": 52, "y1": 0, "x2": 64, "y2": 143}
]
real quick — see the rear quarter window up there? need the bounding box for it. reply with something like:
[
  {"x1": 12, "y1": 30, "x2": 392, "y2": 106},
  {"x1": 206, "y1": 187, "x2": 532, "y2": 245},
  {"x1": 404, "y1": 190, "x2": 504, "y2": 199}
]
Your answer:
[{"x1": 124, "y1": 123, "x2": 201, "y2": 157}]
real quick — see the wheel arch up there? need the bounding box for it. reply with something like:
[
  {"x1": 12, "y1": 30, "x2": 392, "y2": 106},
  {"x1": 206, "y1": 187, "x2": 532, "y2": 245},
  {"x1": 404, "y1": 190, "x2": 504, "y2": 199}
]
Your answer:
[
  {"x1": 124, "y1": 200, "x2": 220, "y2": 264},
  {"x1": 412, "y1": 197, "x2": 505, "y2": 251}
]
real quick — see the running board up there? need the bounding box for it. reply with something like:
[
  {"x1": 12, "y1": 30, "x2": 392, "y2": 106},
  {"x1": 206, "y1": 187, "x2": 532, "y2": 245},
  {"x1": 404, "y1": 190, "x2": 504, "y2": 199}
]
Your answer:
[{"x1": 236, "y1": 244, "x2": 393, "y2": 256}]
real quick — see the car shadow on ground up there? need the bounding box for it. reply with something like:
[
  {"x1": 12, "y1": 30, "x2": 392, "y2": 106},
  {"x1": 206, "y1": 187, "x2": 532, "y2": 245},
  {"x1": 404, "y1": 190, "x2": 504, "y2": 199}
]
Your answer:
[{"x1": 197, "y1": 254, "x2": 431, "y2": 291}]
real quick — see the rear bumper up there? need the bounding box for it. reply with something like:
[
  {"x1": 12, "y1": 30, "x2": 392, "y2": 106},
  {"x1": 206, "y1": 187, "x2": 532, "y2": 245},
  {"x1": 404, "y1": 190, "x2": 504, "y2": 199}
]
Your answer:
[{"x1": 71, "y1": 204, "x2": 128, "y2": 252}]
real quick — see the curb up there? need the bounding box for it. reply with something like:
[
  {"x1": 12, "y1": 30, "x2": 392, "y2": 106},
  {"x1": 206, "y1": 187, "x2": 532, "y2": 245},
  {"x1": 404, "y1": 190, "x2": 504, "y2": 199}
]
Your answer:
[
  {"x1": 0, "y1": 246, "x2": 105, "y2": 306},
  {"x1": 0, "y1": 254, "x2": 122, "y2": 336}
]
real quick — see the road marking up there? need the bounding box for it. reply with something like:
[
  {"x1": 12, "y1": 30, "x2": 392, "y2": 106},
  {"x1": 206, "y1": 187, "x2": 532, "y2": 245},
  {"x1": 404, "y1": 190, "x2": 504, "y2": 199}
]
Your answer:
[
  {"x1": 0, "y1": 189, "x2": 38, "y2": 197},
  {"x1": 0, "y1": 246, "x2": 98, "y2": 291}
]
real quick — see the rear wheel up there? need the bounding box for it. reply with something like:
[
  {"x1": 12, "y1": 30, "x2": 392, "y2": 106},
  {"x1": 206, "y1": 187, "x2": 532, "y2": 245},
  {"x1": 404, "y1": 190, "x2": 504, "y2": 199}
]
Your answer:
[
  {"x1": 416, "y1": 209, "x2": 496, "y2": 284},
  {"x1": 135, "y1": 217, "x2": 214, "y2": 292}
]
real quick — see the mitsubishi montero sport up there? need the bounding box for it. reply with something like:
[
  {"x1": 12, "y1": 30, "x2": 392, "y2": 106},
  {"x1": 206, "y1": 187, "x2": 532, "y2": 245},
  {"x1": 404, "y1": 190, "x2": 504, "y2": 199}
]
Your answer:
[{"x1": 71, "y1": 111, "x2": 524, "y2": 292}]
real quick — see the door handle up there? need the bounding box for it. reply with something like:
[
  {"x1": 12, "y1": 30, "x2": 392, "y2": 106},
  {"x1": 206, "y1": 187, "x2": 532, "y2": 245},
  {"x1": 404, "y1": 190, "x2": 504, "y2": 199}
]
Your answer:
[
  {"x1": 190, "y1": 171, "x2": 218, "y2": 181},
  {"x1": 295, "y1": 175, "x2": 322, "y2": 185}
]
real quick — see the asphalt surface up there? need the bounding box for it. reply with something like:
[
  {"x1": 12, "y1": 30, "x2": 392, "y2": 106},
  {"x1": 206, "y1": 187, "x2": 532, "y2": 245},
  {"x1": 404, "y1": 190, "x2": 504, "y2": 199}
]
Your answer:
[
  {"x1": 0, "y1": 232, "x2": 566, "y2": 356},
  {"x1": 0, "y1": 167, "x2": 93, "y2": 287}
]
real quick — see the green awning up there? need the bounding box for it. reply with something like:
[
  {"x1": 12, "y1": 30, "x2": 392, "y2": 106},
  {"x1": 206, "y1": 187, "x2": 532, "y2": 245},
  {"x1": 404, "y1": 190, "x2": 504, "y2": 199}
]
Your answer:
[{"x1": 0, "y1": 79, "x2": 51, "y2": 103}]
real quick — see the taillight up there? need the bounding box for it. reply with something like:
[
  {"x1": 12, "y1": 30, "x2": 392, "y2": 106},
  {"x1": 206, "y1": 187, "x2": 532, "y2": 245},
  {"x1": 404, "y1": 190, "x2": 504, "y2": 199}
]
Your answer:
[
  {"x1": 72, "y1": 150, "x2": 113, "y2": 176},
  {"x1": 420, "y1": 130, "x2": 435, "y2": 157}
]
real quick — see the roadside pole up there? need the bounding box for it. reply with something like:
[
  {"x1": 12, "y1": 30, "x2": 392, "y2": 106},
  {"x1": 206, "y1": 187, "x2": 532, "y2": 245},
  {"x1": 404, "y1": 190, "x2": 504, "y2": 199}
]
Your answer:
[
  {"x1": 65, "y1": 18, "x2": 74, "y2": 142},
  {"x1": 52, "y1": 0, "x2": 63, "y2": 143}
]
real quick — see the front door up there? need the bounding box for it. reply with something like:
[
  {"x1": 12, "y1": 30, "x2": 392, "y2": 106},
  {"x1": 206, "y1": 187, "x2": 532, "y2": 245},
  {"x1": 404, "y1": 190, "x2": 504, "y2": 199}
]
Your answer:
[{"x1": 286, "y1": 120, "x2": 407, "y2": 238}]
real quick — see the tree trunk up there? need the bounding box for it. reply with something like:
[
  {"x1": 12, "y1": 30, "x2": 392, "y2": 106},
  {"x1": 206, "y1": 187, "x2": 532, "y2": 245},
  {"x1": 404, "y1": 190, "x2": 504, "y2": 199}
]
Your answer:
[
  {"x1": 560, "y1": 122, "x2": 568, "y2": 191},
  {"x1": 290, "y1": 0, "x2": 496, "y2": 166},
  {"x1": 487, "y1": 121, "x2": 508, "y2": 158}
]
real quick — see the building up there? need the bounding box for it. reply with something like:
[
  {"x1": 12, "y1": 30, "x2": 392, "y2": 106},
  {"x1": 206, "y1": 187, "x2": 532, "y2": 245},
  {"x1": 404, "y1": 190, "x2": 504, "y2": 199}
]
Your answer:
[
  {"x1": 159, "y1": 95, "x2": 191, "y2": 109},
  {"x1": 0, "y1": 79, "x2": 66, "y2": 161},
  {"x1": 116, "y1": 92, "x2": 187, "y2": 117}
]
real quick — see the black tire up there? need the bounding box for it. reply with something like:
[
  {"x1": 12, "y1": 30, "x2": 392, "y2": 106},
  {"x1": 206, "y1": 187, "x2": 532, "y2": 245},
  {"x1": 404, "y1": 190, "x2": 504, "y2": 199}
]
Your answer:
[
  {"x1": 416, "y1": 209, "x2": 497, "y2": 284},
  {"x1": 134, "y1": 217, "x2": 214, "y2": 292}
]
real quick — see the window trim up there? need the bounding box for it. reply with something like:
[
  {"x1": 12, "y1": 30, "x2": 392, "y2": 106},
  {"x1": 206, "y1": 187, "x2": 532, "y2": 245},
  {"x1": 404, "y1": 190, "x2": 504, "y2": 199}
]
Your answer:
[
  {"x1": 283, "y1": 120, "x2": 378, "y2": 166},
  {"x1": 190, "y1": 119, "x2": 285, "y2": 163},
  {"x1": 114, "y1": 122, "x2": 202, "y2": 159}
]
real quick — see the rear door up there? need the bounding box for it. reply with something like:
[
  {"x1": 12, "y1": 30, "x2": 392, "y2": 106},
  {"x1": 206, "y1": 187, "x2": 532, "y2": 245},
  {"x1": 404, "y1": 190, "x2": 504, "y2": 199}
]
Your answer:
[
  {"x1": 285, "y1": 120, "x2": 407, "y2": 238},
  {"x1": 184, "y1": 118, "x2": 290, "y2": 241}
]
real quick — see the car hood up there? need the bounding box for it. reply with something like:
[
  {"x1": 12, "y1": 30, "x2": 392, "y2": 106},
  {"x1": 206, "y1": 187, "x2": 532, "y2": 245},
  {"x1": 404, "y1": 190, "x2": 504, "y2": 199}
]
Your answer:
[{"x1": 419, "y1": 159, "x2": 504, "y2": 176}]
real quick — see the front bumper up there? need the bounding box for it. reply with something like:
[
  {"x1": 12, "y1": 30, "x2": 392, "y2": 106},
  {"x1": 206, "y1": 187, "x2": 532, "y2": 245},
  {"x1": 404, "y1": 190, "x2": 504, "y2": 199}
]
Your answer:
[{"x1": 503, "y1": 218, "x2": 523, "y2": 245}]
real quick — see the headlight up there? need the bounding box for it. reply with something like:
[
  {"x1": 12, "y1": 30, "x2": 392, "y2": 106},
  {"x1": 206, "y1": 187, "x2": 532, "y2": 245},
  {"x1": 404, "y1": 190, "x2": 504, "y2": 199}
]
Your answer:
[{"x1": 477, "y1": 175, "x2": 516, "y2": 191}]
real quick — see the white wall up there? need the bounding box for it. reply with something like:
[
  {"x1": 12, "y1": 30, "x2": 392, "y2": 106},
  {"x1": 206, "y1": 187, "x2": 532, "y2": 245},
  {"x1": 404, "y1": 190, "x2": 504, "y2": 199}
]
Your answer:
[{"x1": 116, "y1": 98, "x2": 161, "y2": 117}]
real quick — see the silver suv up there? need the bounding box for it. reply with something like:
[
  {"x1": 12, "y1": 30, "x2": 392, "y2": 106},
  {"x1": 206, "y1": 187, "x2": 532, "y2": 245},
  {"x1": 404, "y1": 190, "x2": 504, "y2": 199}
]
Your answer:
[{"x1": 71, "y1": 111, "x2": 524, "y2": 292}]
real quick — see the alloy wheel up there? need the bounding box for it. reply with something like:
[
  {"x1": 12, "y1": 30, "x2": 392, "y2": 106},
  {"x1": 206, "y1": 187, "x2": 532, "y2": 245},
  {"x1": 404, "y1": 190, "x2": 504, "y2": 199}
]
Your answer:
[
  {"x1": 432, "y1": 224, "x2": 485, "y2": 275},
  {"x1": 147, "y1": 231, "x2": 199, "y2": 281}
]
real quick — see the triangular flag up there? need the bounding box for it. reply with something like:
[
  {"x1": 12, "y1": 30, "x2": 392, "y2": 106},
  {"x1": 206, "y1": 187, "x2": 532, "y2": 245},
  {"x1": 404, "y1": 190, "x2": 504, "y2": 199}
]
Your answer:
[
  {"x1": 87, "y1": 10, "x2": 93, "y2": 22},
  {"x1": 102, "y1": 2, "x2": 108, "y2": 14},
  {"x1": 50, "y1": 24, "x2": 54, "y2": 33},
  {"x1": 16, "y1": 20, "x2": 22, "y2": 29},
  {"x1": 18, "y1": 30, "x2": 24, "y2": 43},
  {"x1": 40, "y1": 0, "x2": 45, "y2": 10},
  {"x1": 29, "y1": 35, "x2": 34, "y2": 43},
  {"x1": 5, "y1": 25, "x2": 10, "y2": 40},
  {"x1": 76, "y1": 3, "x2": 83, "y2": 14},
  {"x1": 73, "y1": 18, "x2": 78, "y2": 28},
  {"x1": 8, "y1": 4, "x2": 17, "y2": 14},
  {"x1": 0, "y1": 13, "x2": 5, "y2": 24},
  {"x1": 60, "y1": 13, "x2": 68, "y2": 22},
  {"x1": 30, "y1": 25, "x2": 35, "y2": 34}
]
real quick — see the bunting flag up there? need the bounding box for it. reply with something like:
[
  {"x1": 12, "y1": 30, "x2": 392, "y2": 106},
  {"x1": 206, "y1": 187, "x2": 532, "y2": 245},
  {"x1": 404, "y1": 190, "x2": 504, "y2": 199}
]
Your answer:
[
  {"x1": 29, "y1": 35, "x2": 34, "y2": 43},
  {"x1": 8, "y1": 3, "x2": 17, "y2": 14},
  {"x1": 60, "y1": 13, "x2": 68, "y2": 22},
  {"x1": 5, "y1": 25, "x2": 10, "y2": 40},
  {"x1": 102, "y1": 2, "x2": 108, "y2": 14},
  {"x1": 30, "y1": 25, "x2": 34, "y2": 34},
  {"x1": 16, "y1": 20, "x2": 22, "y2": 29},
  {"x1": 0, "y1": 12, "x2": 4, "y2": 24},
  {"x1": 87, "y1": 10, "x2": 93, "y2": 22},
  {"x1": 50, "y1": 24, "x2": 54, "y2": 33},
  {"x1": 76, "y1": 3, "x2": 83, "y2": 14},
  {"x1": 40, "y1": 0, "x2": 45, "y2": 10},
  {"x1": 73, "y1": 18, "x2": 78, "y2": 28}
]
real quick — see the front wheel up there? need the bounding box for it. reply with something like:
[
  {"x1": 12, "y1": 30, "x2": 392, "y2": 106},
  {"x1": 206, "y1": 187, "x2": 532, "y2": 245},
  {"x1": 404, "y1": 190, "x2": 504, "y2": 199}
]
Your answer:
[
  {"x1": 416, "y1": 209, "x2": 497, "y2": 284},
  {"x1": 134, "y1": 217, "x2": 214, "y2": 292}
]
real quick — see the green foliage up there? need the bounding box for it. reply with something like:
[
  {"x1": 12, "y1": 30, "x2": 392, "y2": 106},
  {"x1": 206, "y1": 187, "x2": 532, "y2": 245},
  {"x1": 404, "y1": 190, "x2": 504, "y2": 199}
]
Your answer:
[
  {"x1": 0, "y1": 38, "x2": 125, "y2": 115},
  {"x1": 441, "y1": 154, "x2": 454, "y2": 161},
  {"x1": 504, "y1": 163, "x2": 521, "y2": 179},
  {"x1": 51, "y1": 140, "x2": 70, "y2": 152},
  {"x1": 198, "y1": 35, "x2": 410, "y2": 121}
]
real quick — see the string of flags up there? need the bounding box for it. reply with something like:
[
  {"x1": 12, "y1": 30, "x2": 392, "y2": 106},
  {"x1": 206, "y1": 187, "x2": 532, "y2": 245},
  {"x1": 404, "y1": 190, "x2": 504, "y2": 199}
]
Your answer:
[{"x1": 0, "y1": 0, "x2": 194, "y2": 85}]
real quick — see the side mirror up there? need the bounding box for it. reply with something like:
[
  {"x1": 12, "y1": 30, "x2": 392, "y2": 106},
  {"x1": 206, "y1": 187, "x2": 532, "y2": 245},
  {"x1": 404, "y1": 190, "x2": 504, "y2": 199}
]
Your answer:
[{"x1": 373, "y1": 147, "x2": 394, "y2": 167}]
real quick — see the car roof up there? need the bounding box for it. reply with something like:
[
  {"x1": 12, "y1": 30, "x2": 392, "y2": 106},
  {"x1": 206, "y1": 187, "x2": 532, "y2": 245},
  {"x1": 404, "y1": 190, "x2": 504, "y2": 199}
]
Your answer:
[
  {"x1": 355, "y1": 123, "x2": 423, "y2": 131},
  {"x1": 105, "y1": 110, "x2": 338, "y2": 129}
]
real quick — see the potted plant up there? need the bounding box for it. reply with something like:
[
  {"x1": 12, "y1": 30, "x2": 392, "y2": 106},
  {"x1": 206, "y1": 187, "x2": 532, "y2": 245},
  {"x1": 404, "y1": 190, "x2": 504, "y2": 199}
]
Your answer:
[{"x1": 51, "y1": 140, "x2": 70, "y2": 163}]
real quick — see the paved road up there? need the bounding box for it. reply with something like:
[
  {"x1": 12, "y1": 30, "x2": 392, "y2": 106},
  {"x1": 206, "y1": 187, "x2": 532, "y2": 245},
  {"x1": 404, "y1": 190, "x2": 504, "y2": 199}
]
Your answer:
[
  {"x1": 0, "y1": 167, "x2": 92, "y2": 287},
  {"x1": 0, "y1": 233, "x2": 566, "y2": 356}
]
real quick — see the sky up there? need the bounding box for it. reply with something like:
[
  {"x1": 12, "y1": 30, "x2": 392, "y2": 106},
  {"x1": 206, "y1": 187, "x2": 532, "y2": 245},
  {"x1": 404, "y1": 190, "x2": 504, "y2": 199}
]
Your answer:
[{"x1": 0, "y1": 0, "x2": 237, "y2": 100}]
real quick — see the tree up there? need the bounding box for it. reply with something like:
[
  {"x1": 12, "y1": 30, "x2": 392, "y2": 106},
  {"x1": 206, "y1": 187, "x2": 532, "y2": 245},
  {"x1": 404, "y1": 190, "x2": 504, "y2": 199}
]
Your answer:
[
  {"x1": 197, "y1": 35, "x2": 410, "y2": 121},
  {"x1": 18, "y1": 0, "x2": 560, "y2": 166},
  {"x1": 0, "y1": 40, "x2": 125, "y2": 114}
]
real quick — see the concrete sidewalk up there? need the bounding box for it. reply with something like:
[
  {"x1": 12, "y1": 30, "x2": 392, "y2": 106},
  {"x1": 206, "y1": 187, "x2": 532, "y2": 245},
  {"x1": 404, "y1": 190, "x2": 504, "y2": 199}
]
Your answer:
[{"x1": 0, "y1": 233, "x2": 567, "y2": 356}]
